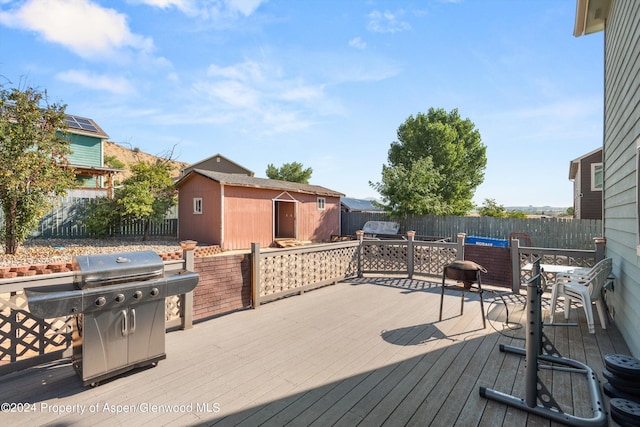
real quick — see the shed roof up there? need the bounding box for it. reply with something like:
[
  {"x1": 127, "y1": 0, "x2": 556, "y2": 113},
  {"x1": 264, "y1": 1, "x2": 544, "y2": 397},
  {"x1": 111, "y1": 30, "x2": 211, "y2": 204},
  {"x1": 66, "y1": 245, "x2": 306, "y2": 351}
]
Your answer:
[
  {"x1": 176, "y1": 169, "x2": 344, "y2": 197},
  {"x1": 341, "y1": 197, "x2": 383, "y2": 212},
  {"x1": 183, "y1": 153, "x2": 254, "y2": 176}
]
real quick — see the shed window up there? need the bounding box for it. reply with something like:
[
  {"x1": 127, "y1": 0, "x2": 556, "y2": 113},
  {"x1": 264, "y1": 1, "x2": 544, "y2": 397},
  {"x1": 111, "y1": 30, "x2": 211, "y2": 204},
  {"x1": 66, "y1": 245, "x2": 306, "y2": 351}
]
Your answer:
[
  {"x1": 317, "y1": 197, "x2": 326, "y2": 211},
  {"x1": 591, "y1": 163, "x2": 603, "y2": 191},
  {"x1": 193, "y1": 197, "x2": 203, "y2": 214}
]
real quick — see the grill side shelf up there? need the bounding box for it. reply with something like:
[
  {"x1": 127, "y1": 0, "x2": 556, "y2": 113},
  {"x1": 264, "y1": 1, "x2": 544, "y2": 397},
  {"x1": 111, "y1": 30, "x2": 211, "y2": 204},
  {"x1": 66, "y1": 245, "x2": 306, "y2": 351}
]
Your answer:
[
  {"x1": 165, "y1": 271, "x2": 199, "y2": 296},
  {"x1": 25, "y1": 284, "x2": 82, "y2": 319}
]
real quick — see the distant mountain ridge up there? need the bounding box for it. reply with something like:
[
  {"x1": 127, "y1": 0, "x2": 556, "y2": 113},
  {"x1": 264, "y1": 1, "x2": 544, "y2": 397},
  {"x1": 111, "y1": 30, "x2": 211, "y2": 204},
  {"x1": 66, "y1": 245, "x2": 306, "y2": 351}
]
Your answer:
[{"x1": 505, "y1": 206, "x2": 569, "y2": 214}]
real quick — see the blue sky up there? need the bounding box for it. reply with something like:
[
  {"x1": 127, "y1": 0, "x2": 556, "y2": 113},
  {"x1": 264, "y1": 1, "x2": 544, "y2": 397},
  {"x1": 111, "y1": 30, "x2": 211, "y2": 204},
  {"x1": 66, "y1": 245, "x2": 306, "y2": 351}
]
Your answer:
[{"x1": 0, "y1": 0, "x2": 604, "y2": 207}]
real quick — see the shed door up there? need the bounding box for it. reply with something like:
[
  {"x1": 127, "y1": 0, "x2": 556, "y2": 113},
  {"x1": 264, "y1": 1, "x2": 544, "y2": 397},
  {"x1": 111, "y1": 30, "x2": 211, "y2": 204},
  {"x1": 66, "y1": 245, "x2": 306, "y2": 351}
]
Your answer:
[{"x1": 275, "y1": 201, "x2": 296, "y2": 239}]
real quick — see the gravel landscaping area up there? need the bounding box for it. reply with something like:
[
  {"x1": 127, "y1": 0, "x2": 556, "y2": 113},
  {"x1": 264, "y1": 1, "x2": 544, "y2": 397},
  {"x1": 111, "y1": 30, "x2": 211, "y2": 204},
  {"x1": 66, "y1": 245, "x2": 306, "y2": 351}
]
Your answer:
[{"x1": 0, "y1": 238, "x2": 184, "y2": 268}]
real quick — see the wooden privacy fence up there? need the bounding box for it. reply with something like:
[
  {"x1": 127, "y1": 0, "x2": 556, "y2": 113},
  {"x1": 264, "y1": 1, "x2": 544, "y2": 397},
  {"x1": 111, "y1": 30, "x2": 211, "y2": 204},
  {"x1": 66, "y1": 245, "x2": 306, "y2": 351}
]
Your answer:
[
  {"x1": 341, "y1": 212, "x2": 602, "y2": 250},
  {"x1": 0, "y1": 196, "x2": 178, "y2": 239}
]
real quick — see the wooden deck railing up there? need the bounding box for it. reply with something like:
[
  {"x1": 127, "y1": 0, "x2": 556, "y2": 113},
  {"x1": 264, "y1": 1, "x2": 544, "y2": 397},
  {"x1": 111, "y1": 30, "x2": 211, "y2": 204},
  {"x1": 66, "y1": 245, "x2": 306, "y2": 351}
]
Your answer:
[
  {"x1": 0, "y1": 251, "x2": 195, "y2": 376},
  {"x1": 510, "y1": 237, "x2": 606, "y2": 293},
  {"x1": 251, "y1": 232, "x2": 465, "y2": 307},
  {"x1": 1, "y1": 236, "x2": 606, "y2": 376}
]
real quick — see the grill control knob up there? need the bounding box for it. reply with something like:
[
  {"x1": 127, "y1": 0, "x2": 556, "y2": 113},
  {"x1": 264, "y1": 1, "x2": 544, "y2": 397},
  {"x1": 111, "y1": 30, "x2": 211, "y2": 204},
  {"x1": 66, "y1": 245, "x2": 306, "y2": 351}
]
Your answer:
[
  {"x1": 150, "y1": 287, "x2": 159, "y2": 297},
  {"x1": 95, "y1": 297, "x2": 106, "y2": 307},
  {"x1": 133, "y1": 290, "x2": 143, "y2": 299},
  {"x1": 115, "y1": 293, "x2": 125, "y2": 303}
]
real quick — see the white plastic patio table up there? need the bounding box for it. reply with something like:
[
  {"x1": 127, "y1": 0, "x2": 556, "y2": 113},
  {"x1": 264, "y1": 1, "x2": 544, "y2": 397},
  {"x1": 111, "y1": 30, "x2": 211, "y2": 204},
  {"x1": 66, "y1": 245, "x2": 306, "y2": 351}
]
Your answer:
[
  {"x1": 522, "y1": 263, "x2": 591, "y2": 276},
  {"x1": 521, "y1": 264, "x2": 592, "y2": 293}
]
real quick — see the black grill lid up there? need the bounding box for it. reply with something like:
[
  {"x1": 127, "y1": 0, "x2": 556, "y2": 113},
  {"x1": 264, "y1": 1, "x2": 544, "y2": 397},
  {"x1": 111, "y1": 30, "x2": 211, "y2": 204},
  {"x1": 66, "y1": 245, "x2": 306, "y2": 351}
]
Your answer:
[{"x1": 73, "y1": 250, "x2": 164, "y2": 289}]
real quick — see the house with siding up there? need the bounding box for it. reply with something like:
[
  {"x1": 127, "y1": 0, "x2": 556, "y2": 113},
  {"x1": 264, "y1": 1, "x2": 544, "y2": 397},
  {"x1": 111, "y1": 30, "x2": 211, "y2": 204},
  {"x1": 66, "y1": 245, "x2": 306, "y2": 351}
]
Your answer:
[
  {"x1": 63, "y1": 114, "x2": 121, "y2": 197},
  {"x1": 175, "y1": 169, "x2": 344, "y2": 250},
  {"x1": 569, "y1": 147, "x2": 603, "y2": 219},
  {"x1": 574, "y1": 0, "x2": 640, "y2": 357}
]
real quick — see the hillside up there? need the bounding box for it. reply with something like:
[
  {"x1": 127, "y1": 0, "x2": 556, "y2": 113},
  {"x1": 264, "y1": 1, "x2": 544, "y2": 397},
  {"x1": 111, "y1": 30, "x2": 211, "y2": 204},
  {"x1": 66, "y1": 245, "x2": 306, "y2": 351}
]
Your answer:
[{"x1": 103, "y1": 141, "x2": 189, "y2": 181}]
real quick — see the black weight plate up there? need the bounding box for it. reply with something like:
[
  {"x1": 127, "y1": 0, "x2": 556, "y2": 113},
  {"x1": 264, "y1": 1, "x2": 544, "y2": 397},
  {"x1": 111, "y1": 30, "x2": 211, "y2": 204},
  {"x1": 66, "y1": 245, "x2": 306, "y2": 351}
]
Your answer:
[
  {"x1": 612, "y1": 411, "x2": 640, "y2": 427},
  {"x1": 610, "y1": 398, "x2": 640, "y2": 427},
  {"x1": 603, "y1": 368, "x2": 640, "y2": 395},
  {"x1": 604, "y1": 382, "x2": 640, "y2": 403},
  {"x1": 605, "y1": 354, "x2": 640, "y2": 378}
]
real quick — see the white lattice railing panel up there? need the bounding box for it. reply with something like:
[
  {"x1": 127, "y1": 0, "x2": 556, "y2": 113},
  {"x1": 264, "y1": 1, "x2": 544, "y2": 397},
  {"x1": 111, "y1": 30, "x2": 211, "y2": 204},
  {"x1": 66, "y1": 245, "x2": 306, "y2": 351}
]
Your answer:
[
  {"x1": 1, "y1": 290, "x2": 186, "y2": 366},
  {"x1": 413, "y1": 245, "x2": 457, "y2": 276},
  {"x1": 362, "y1": 244, "x2": 409, "y2": 273},
  {"x1": 0, "y1": 291, "x2": 72, "y2": 364},
  {"x1": 165, "y1": 295, "x2": 181, "y2": 323},
  {"x1": 259, "y1": 245, "x2": 358, "y2": 298}
]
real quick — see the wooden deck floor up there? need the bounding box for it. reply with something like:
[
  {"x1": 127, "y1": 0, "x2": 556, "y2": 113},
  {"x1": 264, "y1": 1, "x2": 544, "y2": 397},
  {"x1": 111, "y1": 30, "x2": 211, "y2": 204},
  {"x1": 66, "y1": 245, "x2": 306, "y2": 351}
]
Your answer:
[{"x1": 1, "y1": 276, "x2": 631, "y2": 426}]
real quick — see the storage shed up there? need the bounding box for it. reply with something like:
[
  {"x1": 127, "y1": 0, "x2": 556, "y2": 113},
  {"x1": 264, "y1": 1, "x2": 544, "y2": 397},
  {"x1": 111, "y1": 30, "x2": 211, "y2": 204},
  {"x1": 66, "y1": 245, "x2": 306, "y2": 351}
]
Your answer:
[{"x1": 175, "y1": 169, "x2": 344, "y2": 250}]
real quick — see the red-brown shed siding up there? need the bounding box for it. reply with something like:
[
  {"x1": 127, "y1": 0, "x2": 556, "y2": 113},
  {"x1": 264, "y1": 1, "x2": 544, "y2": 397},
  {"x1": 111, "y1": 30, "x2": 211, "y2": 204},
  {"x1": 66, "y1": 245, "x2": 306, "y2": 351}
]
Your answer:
[
  {"x1": 295, "y1": 193, "x2": 341, "y2": 242},
  {"x1": 221, "y1": 186, "x2": 340, "y2": 250},
  {"x1": 178, "y1": 174, "x2": 341, "y2": 250},
  {"x1": 223, "y1": 186, "x2": 277, "y2": 250},
  {"x1": 177, "y1": 174, "x2": 222, "y2": 245}
]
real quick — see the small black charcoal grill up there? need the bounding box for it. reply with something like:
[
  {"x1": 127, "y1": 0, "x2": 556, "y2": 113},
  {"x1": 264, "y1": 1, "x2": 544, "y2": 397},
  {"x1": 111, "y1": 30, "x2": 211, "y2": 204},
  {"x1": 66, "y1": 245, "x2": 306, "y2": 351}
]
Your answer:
[{"x1": 25, "y1": 250, "x2": 199, "y2": 386}]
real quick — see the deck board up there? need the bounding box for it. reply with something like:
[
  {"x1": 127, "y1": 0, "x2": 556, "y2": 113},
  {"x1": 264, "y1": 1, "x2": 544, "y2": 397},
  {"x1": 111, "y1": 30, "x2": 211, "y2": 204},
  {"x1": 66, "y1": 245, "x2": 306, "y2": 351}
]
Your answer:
[{"x1": 0, "y1": 276, "x2": 630, "y2": 426}]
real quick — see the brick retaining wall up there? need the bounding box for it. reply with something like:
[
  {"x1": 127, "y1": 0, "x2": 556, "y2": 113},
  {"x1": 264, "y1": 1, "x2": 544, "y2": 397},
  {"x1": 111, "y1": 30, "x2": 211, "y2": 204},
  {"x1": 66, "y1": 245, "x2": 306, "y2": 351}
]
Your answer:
[
  {"x1": 463, "y1": 244, "x2": 512, "y2": 288},
  {"x1": 192, "y1": 253, "x2": 252, "y2": 321}
]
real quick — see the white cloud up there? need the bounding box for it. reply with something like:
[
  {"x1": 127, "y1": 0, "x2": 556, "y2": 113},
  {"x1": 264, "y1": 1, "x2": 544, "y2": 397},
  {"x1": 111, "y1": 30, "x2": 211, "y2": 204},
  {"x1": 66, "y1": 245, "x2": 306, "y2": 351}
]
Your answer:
[
  {"x1": 207, "y1": 61, "x2": 265, "y2": 82},
  {"x1": 0, "y1": 0, "x2": 153, "y2": 60},
  {"x1": 196, "y1": 80, "x2": 260, "y2": 109},
  {"x1": 367, "y1": 10, "x2": 411, "y2": 33},
  {"x1": 226, "y1": 0, "x2": 265, "y2": 16},
  {"x1": 55, "y1": 69, "x2": 135, "y2": 95},
  {"x1": 194, "y1": 59, "x2": 332, "y2": 134},
  {"x1": 280, "y1": 85, "x2": 323, "y2": 102},
  {"x1": 132, "y1": 0, "x2": 189, "y2": 8},
  {"x1": 349, "y1": 37, "x2": 367, "y2": 50},
  {"x1": 131, "y1": 0, "x2": 266, "y2": 18}
]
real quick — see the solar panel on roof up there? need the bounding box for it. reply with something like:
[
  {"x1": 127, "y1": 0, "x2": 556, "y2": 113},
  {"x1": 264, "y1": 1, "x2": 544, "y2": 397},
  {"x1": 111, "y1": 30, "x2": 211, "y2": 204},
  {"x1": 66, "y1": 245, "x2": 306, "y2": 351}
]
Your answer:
[{"x1": 65, "y1": 115, "x2": 98, "y2": 132}]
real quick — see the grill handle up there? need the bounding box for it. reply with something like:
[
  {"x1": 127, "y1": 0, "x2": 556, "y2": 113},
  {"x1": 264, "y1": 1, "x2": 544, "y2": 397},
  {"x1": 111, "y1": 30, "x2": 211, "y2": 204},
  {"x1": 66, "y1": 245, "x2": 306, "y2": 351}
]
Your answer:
[
  {"x1": 130, "y1": 308, "x2": 136, "y2": 335},
  {"x1": 121, "y1": 310, "x2": 128, "y2": 336},
  {"x1": 82, "y1": 268, "x2": 164, "y2": 287}
]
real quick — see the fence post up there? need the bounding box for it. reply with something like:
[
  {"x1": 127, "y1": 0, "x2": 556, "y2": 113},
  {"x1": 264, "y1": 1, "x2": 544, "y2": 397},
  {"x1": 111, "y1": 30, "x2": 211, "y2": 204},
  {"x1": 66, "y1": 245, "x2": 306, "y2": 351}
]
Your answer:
[
  {"x1": 407, "y1": 231, "x2": 415, "y2": 279},
  {"x1": 456, "y1": 233, "x2": 466, "y2": 260},
  {"x1": 356, "y1": 230, "x2": 364, "y2": 278},
  {"x1": 594, "y1": 237, "x2": 606, "y2": 261},
  {"x1": 252, "y1": 243, "x2": 261, "y2": 308},
  {"x1": 511, "y1": 238, "x2": 521, "y2": 294},
  {"x1": 180, "y1": 240, "x2": 196, "y2": 330}
]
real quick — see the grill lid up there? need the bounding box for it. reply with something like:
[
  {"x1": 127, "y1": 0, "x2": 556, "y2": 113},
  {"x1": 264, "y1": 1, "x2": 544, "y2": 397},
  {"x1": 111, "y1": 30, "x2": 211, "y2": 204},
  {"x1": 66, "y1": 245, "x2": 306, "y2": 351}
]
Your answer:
[{"x1": 73, "y1": 250, "x2": 164, "y2": 289}]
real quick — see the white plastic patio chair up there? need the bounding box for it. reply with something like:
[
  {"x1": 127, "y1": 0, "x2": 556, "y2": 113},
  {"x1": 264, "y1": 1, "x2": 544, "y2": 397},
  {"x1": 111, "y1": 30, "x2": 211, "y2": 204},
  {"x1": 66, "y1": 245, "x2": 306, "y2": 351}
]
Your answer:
[{"x1": 549, "y1": 257, "x2": 612, "y2": 334}]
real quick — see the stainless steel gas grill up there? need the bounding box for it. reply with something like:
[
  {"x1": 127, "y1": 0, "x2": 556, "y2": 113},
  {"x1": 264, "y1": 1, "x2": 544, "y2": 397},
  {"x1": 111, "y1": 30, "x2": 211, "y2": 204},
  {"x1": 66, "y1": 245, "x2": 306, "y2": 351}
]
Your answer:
[{"x1": 25, "y1": 250, "x2": 199, "y2": 386}]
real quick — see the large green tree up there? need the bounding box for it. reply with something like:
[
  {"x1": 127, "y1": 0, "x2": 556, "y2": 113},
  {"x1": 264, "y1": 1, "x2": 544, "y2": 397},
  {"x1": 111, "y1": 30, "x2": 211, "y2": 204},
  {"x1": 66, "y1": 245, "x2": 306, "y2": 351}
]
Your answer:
[
  {"x1": 372, "y1": 108, "x2": 487, "y2": 217},
  {"x1": 0, "y1": 87, "x2": 75, "y2": 254},
  {"x1": 82, "y1": 160, "x2": 176, "y2": 240},
  {"x1": 266, "y1": 162, "x2": 313, "y2": 184}
]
